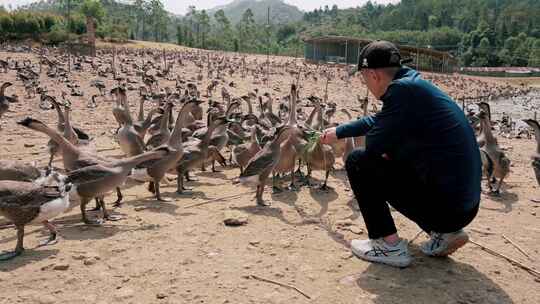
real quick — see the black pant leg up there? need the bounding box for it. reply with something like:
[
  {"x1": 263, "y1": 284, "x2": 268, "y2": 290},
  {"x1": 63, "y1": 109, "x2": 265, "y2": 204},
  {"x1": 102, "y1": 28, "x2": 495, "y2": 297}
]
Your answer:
[{"x1": 345, "y1": 149, "x2": 398, "y2": 239}]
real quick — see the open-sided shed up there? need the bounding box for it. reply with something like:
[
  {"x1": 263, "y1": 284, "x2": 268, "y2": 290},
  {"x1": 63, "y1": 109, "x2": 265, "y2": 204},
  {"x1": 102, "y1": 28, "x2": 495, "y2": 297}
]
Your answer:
[{"x1": 303, "y1": 36, "x2": 458, "y2": 73}]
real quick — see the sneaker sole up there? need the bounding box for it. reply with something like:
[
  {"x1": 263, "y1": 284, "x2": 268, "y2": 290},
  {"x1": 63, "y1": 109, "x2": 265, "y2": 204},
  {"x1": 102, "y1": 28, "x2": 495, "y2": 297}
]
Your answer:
[
  {"x1": 432, "y1": 232, "x2": 469, "y2": 257},
  {"x1": 351, "y1": 247, "x2": 412, "y2": 268}
]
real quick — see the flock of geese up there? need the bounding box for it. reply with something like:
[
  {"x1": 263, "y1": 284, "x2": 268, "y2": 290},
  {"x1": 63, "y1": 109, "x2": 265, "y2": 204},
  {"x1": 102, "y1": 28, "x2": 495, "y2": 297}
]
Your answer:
[{"x1": 0, "y1": 46, "x2": 538, "y2": 262}]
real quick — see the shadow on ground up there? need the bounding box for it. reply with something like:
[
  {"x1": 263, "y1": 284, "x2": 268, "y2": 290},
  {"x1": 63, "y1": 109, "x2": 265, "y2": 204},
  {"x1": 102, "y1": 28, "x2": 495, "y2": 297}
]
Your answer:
[{"x1": 342, "y1": 257, "x2": 513, "y2": 304}]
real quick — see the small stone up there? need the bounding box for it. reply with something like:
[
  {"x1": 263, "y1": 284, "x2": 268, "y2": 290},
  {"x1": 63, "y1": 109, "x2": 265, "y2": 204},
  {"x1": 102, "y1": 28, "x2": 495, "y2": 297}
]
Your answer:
[
  {"x1": 349, "y1": 226, "x2": 364, "y2": 234},
  {"x1": 24, "y1": 143, "x2": 35, "y2": 148},
  {"x1": 249, "y1": 240, "x2": 261, "y2": 246},
  {"x1": 335, "y1": 219, "x2": 353, "y2": 227},
  {"x1": 53, "y1": 264, "x2": 70, "y2": 271},
  {"x1": 531, "y1": 212, "x2": 536, "y2": 216},
  {"x1": 340, "y1": 252, "x2": 353, "y2": 260},
  {"x1": 134, "y1": 206, "x2": 146, "y2": 212},
  {"x1": 84, "y1": 257, "x2": 98, "y2": 266},
  {"x1": 223, "y1": 210, "x2": 248, "y2": 226},
  {"x1": 156, "y1": 293, "x2": 167, "y2": 299},
  {"x1": 32, "y1": 294, "x2": 56, "y2": 304},
  {"x1": 72, "y1": 254, "x2": 86, "y2": 260},
  {"x1": 114, "y1": 288, "x2": 135, "y2": 301}
]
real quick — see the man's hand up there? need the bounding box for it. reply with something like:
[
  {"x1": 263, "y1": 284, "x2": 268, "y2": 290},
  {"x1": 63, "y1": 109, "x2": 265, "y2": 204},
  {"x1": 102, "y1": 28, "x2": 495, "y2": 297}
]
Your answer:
[{"x1": 321, "y1": 127, "x2": 338, "y2": 145}]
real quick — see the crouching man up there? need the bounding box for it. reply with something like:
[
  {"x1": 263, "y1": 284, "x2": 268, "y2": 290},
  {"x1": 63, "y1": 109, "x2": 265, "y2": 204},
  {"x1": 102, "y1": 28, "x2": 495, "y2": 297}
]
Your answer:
[{"x1": 321, "y1": 41, "x2": 481, "y2": 267}]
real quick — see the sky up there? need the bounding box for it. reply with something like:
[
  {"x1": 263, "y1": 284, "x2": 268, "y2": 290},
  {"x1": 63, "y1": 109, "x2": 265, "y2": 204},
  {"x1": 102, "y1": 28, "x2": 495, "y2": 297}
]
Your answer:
[{"x1": 0, "y1": 0, "x2": 399, "y2": 15}]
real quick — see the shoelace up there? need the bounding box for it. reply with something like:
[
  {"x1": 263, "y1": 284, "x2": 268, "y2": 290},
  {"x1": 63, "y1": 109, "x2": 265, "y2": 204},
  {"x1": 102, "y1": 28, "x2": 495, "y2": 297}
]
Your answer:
[
  {"x1": 367, "y1": 240, "x2": 400, "y2": 257},
  {"x1": 430, "y1": 233, "x2": 444, "y2": 250}
]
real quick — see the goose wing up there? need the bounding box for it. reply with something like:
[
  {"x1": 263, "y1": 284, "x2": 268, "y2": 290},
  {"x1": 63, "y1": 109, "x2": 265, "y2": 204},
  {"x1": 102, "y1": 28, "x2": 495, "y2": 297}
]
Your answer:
[
  {"x1": 0, "y1": 181, "x2": 63, "y2": 209},
  {"x1": 240, "y1": 148, "x2": 275, "y2": 178},
  {"x1": 66, "y1": 165, "x2": 117, "y2": 185}
]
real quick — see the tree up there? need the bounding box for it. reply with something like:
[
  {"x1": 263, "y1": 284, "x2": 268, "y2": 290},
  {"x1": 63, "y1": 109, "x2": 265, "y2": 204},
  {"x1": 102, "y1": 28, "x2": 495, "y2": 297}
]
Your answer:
[
  {"x1": 176, "y1": 23, "x2": 183, "y2": 45},
  {"x1": 198, "y1": 9, "x2": 210, "y2": 48},
  {"x1": 529, "y1": 39, "x2": 540, "y2": 67},
  {"x1": 237, "y1": 9, "x2": 255, "y2": 52}
]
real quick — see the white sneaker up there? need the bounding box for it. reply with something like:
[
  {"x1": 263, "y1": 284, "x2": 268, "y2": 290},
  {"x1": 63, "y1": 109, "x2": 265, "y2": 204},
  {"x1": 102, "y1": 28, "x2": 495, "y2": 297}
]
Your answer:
[
  {"x1": 351, "y1": 238, "x2": 412, "y2": 268},
  {"x1": 421, "y1": 230, "x2": 469, "y2": 257}
]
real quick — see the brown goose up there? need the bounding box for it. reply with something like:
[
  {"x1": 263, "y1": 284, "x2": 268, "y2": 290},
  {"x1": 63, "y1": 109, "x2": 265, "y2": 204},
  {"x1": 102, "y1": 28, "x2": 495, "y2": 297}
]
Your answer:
[
  {"x1": 130, "y1": 100, "x2": 200, "y2": 201},
  {"x1": 523, "y1": 119, "x2": 540, "y2": 189},
  {"x1": 17, "y1": 118, "x2": 123, "y2": 208},
  {"x1": 304, "y1": 135, "x2": 335, "y2": 190},
  {"x1": 232, "y1": 126, "x2": 261, "y2": 175},
  {"x1": 262, "y1": 92, "x2": 282, "y2": 126},
  {"x1": 114, "y1": 100, "x2": 146, "y2": 157},
  {"x1": 340, "y1": 96, "x2": 369, "y2": 163},
  {"x1": 65, "y1": 147, "x2": 170, "y2": 224},
  {"x1": 0, "y1": 160, "x2": 43, "y2": 182},
  {"x1": 0, "y1": 82, "x2": 15, "y2": 128},
  {"x1": 203, "y1": 100, "x2": 240, "y2": 172},
  {"x1": 239, "y1": 126, "x2": 291, "y2": 206},
  {"x1": 0, "y1": 173, "x2": 71, "y2": 260},
  {"x1": 478, "y1": 110, "x2": 510, "y2": 195},
  {"x1": 174, "y1": 117, "x2": 230, "y2": 194},
  {"x1": 477, "y1": 102, "x2": 493, "y2": 148},
  {"x1": 146, "y1": 101, "x2": 173, "y2": 150}
]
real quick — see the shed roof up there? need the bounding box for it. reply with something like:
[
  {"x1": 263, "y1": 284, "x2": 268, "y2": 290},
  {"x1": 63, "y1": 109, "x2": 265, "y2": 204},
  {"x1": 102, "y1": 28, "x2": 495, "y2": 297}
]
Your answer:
[{"x1": 303, "y1": 35, "x2": 456, "y2": 62}]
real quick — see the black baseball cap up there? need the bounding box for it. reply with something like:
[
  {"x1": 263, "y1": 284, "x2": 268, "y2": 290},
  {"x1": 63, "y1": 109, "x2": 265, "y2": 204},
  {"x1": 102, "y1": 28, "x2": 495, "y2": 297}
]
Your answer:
[{"x1": 352, "y1": 40, "x2": 412, "y2": 74}]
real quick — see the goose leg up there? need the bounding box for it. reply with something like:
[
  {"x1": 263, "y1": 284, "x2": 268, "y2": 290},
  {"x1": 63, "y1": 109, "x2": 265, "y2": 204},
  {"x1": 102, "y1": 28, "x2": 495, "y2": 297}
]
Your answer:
[
  {"x1": 176, "y1": 169, "x2": 192, "y2": 194},
  {"x1": 39, "y1": 220, "x2": 58, "y2": 246},
  {"x1": 148, "y1": 181, "x2": 156, "y2": 193},
  {"x1": 47, "y1": 153, "x2": 55, "y2": 168},
  {"x1": 184, "y1": 171, "x2": 197, "y2": 182},
  {"x1": 319, "y1": 170, "x2": 331, "y2": 191},
  {"x1": 0, "y1": 225, "x2": 24, "y2": 261},
  {"x1": 288, "y1": 166, "x2": 299, "y2": 191},
  {"x1": 256, "y1": 185, "x2": 270, "y2": 206},
  {"x1": 89, "y1": 198, "x2": 101, "y2": 212},
  {"x1": 304, "y1": 166, "x2": 314, "y2": 187},
  {"x1": 81, "y1": 197, "x2": 103, "y2": 225},
  {"x1": 99, "y1": 198, "x2": 122, "y2": 221},
  {"x1": 272, "y1": 173, "x2": 283, "y2": 193},
  {"x1": 154, "y1": 179, "x2": 171, "y2": 202},
  {"x1": 492, "y1": 176, "x2": 506, "y2": 196},
  {"x1": 113, "y1": 188, "x2": 123, "y2": 208},
  {"x1": 295, "y1": 159, "x2": 304, "y2": 179}
]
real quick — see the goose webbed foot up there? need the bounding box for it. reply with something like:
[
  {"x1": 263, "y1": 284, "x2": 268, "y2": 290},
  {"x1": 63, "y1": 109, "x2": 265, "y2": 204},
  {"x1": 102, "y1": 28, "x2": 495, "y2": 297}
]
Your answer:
[
  {"x1": 287, "y1": 182, "x2": 300, "y2": 191},
  {"x1": 176, "y1": 187, "x2": 192, "y2": 194},
  {"x1": 38, "y1": 233, "x2": 58, "y2": 247},
  {"x1": 88, "y1": 205, "x2": 101, "y2": 212},
  {"x1": 0, "y1": 249, "x2": 23, "y2": 261},
  {"x1": 104, "y1": 213, "x2": 123, "y2": 221},
  {"x1": 318, "y1": 183, "x2": 332, "y2": 191},
  {"x1": 113, "y1": 188, "x2": 123, "y2": 208},
  {"x1": 211, "y1": 162, "x2": 223, "y2": 172},
  {"x1": 303, "y1": 177, "x2": 315, "y2": 187},
  {"x1": 488, "y1": 189, "x2": 501, "y2": 197},
  {"x1": 184, "y1": 172, "x2": 198, "y2": 182},
  {"x1": 257, "y1": 199, "x2": 271, "y2": 207},
  {"x1": 148, "y1": 182, "x2": 156, "y2": 194},
  {"x1": 84, "y1": 218, "x2": 104, "y2": 225},
  {"x1": 272, "y1": 186, "x2": 283, "y2": 194}
]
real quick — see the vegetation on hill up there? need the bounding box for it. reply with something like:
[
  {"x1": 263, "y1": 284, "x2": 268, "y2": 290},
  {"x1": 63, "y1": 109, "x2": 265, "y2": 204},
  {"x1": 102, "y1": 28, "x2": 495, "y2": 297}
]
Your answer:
[
  {"x1": 1, "y1": 0, "x2": 538, "y2": 67},
  {"x1": 207, "y1": 0, "x2": 302, "y2": 24},
  {"x1": 2, "y1": 0, "x2": 175, "y2": 43},
  {"x1": 178, "y1": 0, "x2": 540, "y2": 67}
]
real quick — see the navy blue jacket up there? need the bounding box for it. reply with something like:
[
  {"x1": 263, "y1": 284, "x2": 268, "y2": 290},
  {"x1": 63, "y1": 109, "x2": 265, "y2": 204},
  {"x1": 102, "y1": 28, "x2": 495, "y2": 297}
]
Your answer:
[{"x1": 337, "y1": 67, "x2": 481, "y2": 210}]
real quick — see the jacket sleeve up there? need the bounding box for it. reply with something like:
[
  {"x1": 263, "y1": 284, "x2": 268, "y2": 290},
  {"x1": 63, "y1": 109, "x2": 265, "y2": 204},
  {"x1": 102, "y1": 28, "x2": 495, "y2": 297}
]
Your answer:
[
  {"x1": 365, "y1": 82, "x2": 411, "y2": 156},
  {"x1": 335, "y1": 115, "x2": 375, "y2": 139}
]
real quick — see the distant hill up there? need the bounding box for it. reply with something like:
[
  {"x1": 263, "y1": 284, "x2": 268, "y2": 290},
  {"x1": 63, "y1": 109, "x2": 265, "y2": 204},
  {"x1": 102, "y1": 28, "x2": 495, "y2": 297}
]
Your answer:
[{"x1": 208, "y1": 0, "x2": 303, "y2": 24}]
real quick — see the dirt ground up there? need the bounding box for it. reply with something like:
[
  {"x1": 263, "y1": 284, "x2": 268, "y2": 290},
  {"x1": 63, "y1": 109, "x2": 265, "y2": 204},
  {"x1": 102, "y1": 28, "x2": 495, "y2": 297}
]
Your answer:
[{"x1": 0, "y1": 42, "x2": 539, "y2": 304}]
